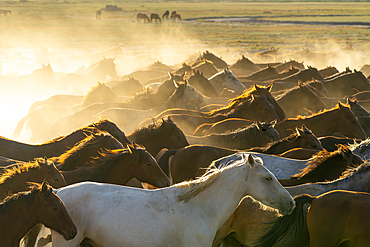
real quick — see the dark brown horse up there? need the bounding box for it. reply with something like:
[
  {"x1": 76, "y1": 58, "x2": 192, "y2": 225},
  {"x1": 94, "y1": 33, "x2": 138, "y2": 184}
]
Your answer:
[
  {"x1": 187, "y1": 70, "x2": 218, "y2": 97},
  {"x1": 1, "y1": 181, "x2": 76, "y2": 247},
  {"x1": 275, "y1": 82, "x2": 327, "y2": 118},
  {"x1": 127, "y1": 117, "x2": 189, "y2": 157},
  {"x1": 150, "y1": 13, "x2": 161, "y2": 23},
  {"x1": 186, "y1": 121, "x2": 279, "y2": 150},
  {"x1": 192, "y1": 118, "x2": 255, "y2": 136},
  {"x1": 256, "y1": 190, "x2": 370, "y2": 247},
  {"x1": 279, "y1": 145, "x2": 363, "y2": 186},
  {"x1": 274, "y1": 102, "x2": 366, "y2": 139},
  {"x1": 137, "y1": 13, "x2": 150, "y2": 23}
]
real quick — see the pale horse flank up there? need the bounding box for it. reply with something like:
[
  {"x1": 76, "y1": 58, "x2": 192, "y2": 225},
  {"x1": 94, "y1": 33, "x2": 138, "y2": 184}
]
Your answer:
[
  {"x1": 214, "y1": 151, "x2": 314, "y2": 179},
  {"x1": 208, "y1": 68, "x2": 246, "y2": 94},
  {"x1": 50, "y1": 154, "x2": 294, "y2": 247}
]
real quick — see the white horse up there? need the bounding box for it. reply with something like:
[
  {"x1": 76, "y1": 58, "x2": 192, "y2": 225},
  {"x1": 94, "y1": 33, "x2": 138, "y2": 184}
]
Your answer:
[
  {"x1": 49, "y1": 154, "x2": 294, "y2": 247},
  {"x1": 214, "y1": 152, "x2": 312, "y2": 179},
  {"x1": 209, "y1": 68, "x2": 245, "y2": 94}
]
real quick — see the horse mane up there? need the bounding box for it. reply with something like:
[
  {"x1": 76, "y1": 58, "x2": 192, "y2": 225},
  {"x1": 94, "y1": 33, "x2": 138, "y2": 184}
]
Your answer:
[
  {"x1": 208, "y1": 85, "x2": 256, "y2": 115},
  {"x1": 208, "y1": 122, "x2": 261, "y2": 146},
  {"x1": 0, "y1": 160, "x2": 42, "y2": 184},
  {"x1": 56, "y1": 130, "x2": 116, "y2": 170},
  {"x1": 348, "y1": 138, "x2": 370, "y2": 154},
  {"x1": 74, "y1": 145, "x2": 145, "y2": 181},
  {"x1": 291, "y1": 145, "x2": 352, "y2": 179},
  {"x1": 80, "y1": 82, "x2": 120, "y2": 106},
  {"x1": 132, "y1": 118, "x2": 178, "y2": 138},
  {"x1": 292, "y1": 103, "x2": 347, "y2": 120},
  {"x1": 0, "y1": 187, "x2": 39, "y2": 213},
  {"x1": 176, "y1": 155, "x2": 251, "y2": 202},
  {"x1": 125, "y1": 86, "x2": 153, "y2": 103},
  {"x1": 341, "y1": 162, "x2": 370, "y2": 180}
]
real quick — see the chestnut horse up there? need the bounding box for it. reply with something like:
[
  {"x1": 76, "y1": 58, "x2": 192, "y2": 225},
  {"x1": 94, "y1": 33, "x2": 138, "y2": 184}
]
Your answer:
[
  {"x1": 0, "y1": 158, "x2": 66, "y2": 200},
  {"x1": 256, "y1": 190, "x2": 370, "y2": 247},
  {"x1": 61, "y1": 143, "x2": 170, "y2": 187},
  {"x1": 1, "y1": 181, "x2": 76, "y2": 247},
  {"x1": 279, "y1": 145, "x2": 363, "y2": 187},
  {"x1": 127, "y1": 117, "x2": 189, "y2": 157},
  {"x1": 275, "y1": 102, "x2": 366, "y2": 139}
]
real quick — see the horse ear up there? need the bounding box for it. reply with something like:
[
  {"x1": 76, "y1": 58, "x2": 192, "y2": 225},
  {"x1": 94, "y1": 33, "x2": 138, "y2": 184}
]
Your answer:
[
  {"x1": 40, "y1": 181, "x2": 50, "y2": 197},
  {"x1": 338, "y1": 101, "x2": 346, "y2": 111},
  {"x1": 168, "y1": 71, "x2": 174, "y2": 79},
  {"x1": 126, "y1": 143, "x2": 133, "y2": 154},
  {"x1": 266, "y1": 83, "x2": 273, "y2": 92},
  {"x1": 254, "y1": 84, "x2": 261, "y2": 92},
  {"x1": 181, "y1": 72, "x2": 186, "y2": 79},
  {"x1": 184, "y1": 80, "x2": 188, "y2": 87},
  {"x1": 256, "y1": 121, "x2": 263, "y2": 130},
  {"x1": 173, "y1": 80, "x2": 179, "y2": 88},
  {"x1": 296, "y1": 127, "x2": 303, "y2": 136},
  {"x1": 246, "y1": 154, "x2": 256, "y2": 168},
  {"x1": 270, "y1": 119, "x2": 277, "y2": 128},
  {"x1": 301, "y1": 124, "x2": 310, "y2": 133}
]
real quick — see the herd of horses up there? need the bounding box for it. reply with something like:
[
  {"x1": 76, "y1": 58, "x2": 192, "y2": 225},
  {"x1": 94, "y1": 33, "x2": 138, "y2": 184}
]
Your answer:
[
  {"x1": 137, "y1": 10, "x2": 181, "y2": 23},
  {"x1": 3, "y1": 47, "x2": 370, "y2": 247}
]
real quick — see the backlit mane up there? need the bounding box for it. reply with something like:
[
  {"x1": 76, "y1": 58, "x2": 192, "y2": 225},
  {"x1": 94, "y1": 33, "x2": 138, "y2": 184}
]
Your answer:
[
  {"x1": 0, "y1": 160, "x2": 43, "y2": 184},
  {"x1": 291, "y1": 145, "x2": 352, "y2": 179},
  {"x1": 74, "y1": 145, "x2": 146, "y2": 181},
  {"x1": 132, "y1": 118, "x2": 178, "y2": 138},
  {"x1": 293, "y1": 103, "x2": 346, "y2": 120},
  {"x1": 248, "y1": 132, "x2": 300, "y2": 153},
  {"x1": 0, "y1": 187, "x2": 40, "y2": 213},
  {"x1": 56, "y1": 130, "x2": 116, "y2": 170},
  {"x1": 348, "y1": 138, "x2": 370, "y2": 154},
  {"x1": 126, "y1": 86, "x2": 154, "y2": 104},
  {"x1": 341, "y1": 162, "x2": 370, "y2": 179},
  {"x1": 176, "y1": 156, "x2": 249, "y2": 202},
  {"x1": 209, "y1": 86, "x2": 257, "y2": 115},
  {"x1": 80, "y1": 82, "x2": 120, "y2": 106}
]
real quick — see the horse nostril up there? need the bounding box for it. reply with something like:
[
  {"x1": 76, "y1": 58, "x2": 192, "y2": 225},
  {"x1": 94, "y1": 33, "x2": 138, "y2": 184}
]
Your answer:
[
  {"x1": 70, "y1": 229, "x2": 77, "y2": 237},
  {"x1": 290, "y1": 201, "x2": 295, "y2": 209}
]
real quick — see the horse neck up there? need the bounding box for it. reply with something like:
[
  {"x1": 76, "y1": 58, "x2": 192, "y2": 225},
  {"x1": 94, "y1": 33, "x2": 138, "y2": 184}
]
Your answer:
[
  {"x1": 0, "y1": 194, "x2": 41, "y2": 245},
  {"x1": 0, "y1": 168, "x2": 43, "y2": 199},
  {"x1": 61, "y1": 159, "x2": 133, "y2": 185},
  {"x1": 178, "y1": 165, "x2": 249, "y2": 229},
  {"x1": 209, "y1": 74, "x2": 224, "y2": 93},
  {"x1": 127, "y1": 132, "x2": 158, "y2": 156},
  {"x1": 263, "y1": 136, "x2": 300, "y2": 154}
]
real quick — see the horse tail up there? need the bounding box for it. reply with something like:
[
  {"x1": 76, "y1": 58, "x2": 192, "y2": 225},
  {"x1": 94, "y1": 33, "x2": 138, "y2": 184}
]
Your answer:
[
  {"x1": 157, "y1": 149, "x2": 178, "y2": 177},
  {"x1": 254, "y1": 194, "x2": 315, "y2": 247},
  {"x1": 23, "y1": 224, "x2": 47, "y2": 247}
]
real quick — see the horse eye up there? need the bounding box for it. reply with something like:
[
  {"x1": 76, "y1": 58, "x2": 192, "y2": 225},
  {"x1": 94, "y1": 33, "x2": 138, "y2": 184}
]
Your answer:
[
  {"x1": 53, "y1": 178, "x2": 59, "y2": 182},
  {"x1": 351, "y1": 120, "x2": 356, "y2": 124},
  {"x1": 266, "y1": 177, "x2": 272, "y2": 181},
  {"x1": 51, "y1": 207, "x2": 57, "y2": 210},
  {"x1": 146, "y1": 163, "x2": 152, "y2": 167}
]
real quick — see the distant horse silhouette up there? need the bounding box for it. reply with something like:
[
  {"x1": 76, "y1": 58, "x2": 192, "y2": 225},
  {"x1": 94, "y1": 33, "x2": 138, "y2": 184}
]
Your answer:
[
  {"x1": 170, "y1": 10, "x2": 177, "y2": 19},
  {"x1": 0, "y1": 10, "x2": 11, "y2": 16},
  {"x1": 96, "y1": 10, "x2": 101, "y2": 20},
  {"x1": 172, "y1": 13, "x2": 181, "y2": 22},
  {"x1": 163, "y1": 10, "x2": 169, "y2": 19},
  {"x1": 150, "y1": 13, "x2": 161, "y2": 23},
  {"x1": 137, "y1": 13, "x2": 150, "y2": 23}
]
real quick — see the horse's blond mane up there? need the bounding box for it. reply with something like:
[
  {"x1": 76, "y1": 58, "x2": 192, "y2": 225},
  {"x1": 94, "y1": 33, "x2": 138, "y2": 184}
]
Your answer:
[
  {"x1": 0, "y1": 160, "x2": 41, "y2": 184},
  {"x1": 290, "y1": 103, "x2": 348, "y2": 120}
]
